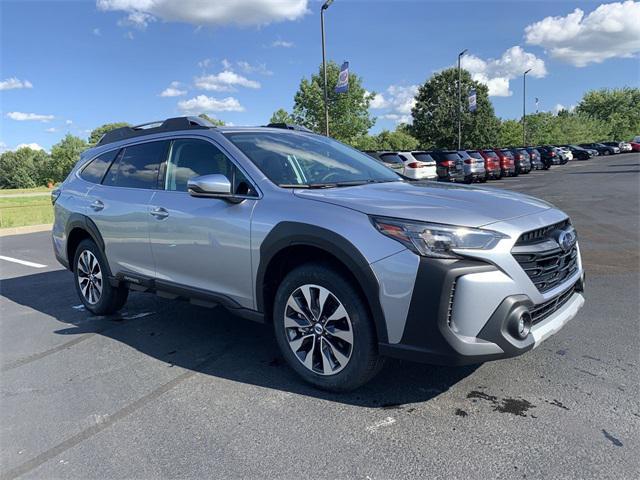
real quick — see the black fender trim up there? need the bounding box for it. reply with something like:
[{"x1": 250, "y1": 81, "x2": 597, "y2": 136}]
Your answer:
[
  {"x1": 65, "y1": 214, "x2": 108, "y2": 273},
  {"x1": 256, "y1": 222, "x2": 389, "y2": 343}
]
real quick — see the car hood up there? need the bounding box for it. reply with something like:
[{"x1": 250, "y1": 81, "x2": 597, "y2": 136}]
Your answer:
[{"x1": 294, "y1": 181, "x2": 553, "y2": 228}]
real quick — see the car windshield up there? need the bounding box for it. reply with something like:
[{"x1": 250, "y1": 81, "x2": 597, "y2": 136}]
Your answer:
[
  {"x1": 412, "y1": 152, "x2": 434, "y2": 163},
  {"x1": 224, "y1": 131, "x2": 401, "y2": 187}
]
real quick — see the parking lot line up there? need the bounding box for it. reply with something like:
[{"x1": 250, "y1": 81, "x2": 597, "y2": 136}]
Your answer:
[{"x1": 0, "y1": 255, "x2": 47, "y2": 269}]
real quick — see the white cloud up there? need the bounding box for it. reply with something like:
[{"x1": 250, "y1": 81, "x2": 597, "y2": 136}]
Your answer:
[
  {"x1": 553, "y1": 103, "x2": 576, "y2": 114},
  {"x1": 525, "y1": 1, "x2": 640, "y2": 67},
  {"x1": 221, "y1": 58, "x2": 232, "y2": 70},
  {"x1": 0, "y1": 77, "x2": 33, "y2": 90},
  {"x1": 124, "y1": 31, "x2": 134, "y2": 40},
  {"x1": 45, "y1": 127, "x2": 58, "y2": 133},
  {"x1": 369, "y1": 85, "x2": 419, "y2": 123},
  {"x1": 65, "y1": 119, "x2": 73, "y2": 125},
  {"x1": 0, "y1": 142, "x2": 7, "y2": 153},
  {"x1": 271, "y1": 39, "x2": 294, "y2": 48},
  {"x1": 6, "y1": 111, "x2": 54, "y2": 122},
  {"x1": 237, "y1": 60, "x2": 273, "y2": 76},
  {"x1": 15, "y1": 142, "x2": 45, "y2": 151},
  {"x1": 159, "y1": 81, "x2": 187, "y2": 97},
  {"x1": 92, "y1": 27, "x2": 101, "y2": 36},
  {"x1": 194, "y1": 71, "x2": 260, "y2": 92},
  {"x1": 198, "y1": 58, "x2": 212, "y2": 69},
  {"x1": 118, "y1": 11, "x2": 155, "y2": 29},
  {"x1": 97, "y1": 0, "x2": 308, "y2": 27},
  {"x1": 461, "y1": 46, "x2": 547, "y2": 97},
  {"x1": 178, "y1": 95, "x2": 244, "y2": 113}
]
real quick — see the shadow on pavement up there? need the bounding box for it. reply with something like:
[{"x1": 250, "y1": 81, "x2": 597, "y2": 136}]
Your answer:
[{"x1": 1, "y1": 270, "x2": 478, "y2": 407}]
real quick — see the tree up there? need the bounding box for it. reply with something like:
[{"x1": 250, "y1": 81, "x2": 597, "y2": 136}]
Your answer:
[
  {"x1": 88, "y1": 122, "x2": 130, "y2": 145},
  {"x1": 576, "y1": 87, "x2": 640, "y2": 140},
  {"x1": 375, "y1": 129, "x2": 420, "y2": 151},
  {"x1": 198, "y1": 113, "x2": 225, "y2": 126},
  {"x1": 411, "y1": 68, "x2": 500, "y2": 149},
  {"x1": 49, "y1": 134, "x2": 88, "y2": 183},
  {"x1": 293, "y1": 61, "x2": 375, "y2": 143},
  {"x1": 498, "y1": 120, "x2": 523, "y2": 146},
  {"x1": 0, "y1": 147, "x2": 49, "y2": 189},
  {"x1": 269, "y1": 108, "x2": 294, "y2": 124}
]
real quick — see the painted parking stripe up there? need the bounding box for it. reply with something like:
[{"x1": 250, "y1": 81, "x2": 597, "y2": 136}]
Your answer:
[{"x1": 0, "y1": 255, "x2": 47, "y2": 268}]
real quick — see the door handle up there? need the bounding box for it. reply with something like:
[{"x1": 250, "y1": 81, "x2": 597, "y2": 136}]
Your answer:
[
  {"x1": 90, "y1": 200, "x2": 104, "y2": 211},
  {"x1": 150, "y1": 207, "x2": 169, "y2": 219}
]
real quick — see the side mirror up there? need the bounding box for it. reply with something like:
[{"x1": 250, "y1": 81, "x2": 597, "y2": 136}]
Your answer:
[{"x1": 187, "y1": 174, "x2": 233, "y2": 198}]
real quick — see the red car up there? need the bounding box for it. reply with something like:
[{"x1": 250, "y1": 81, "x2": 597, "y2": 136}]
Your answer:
[
  {"x1": 493, "y1": 148, "x2": 517, "y2": 177},
  {"x1": 476, "y1": 149, "x2": 502, "y2": 180},
  {"x1": 630, "y1": 142, "x2": 640, "y2": 152}
]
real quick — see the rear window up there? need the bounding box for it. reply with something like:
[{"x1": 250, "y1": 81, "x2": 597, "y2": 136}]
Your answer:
[
  {"x1": 80, "y1": 149, "x2": 119, "y2": 184},
  {"x1": 412, "y1": 152, "x2": 434, "y2": 163},
  {"x1": 501, "y1": 150, "x2": 514, "y2": 158},
  {"x1": 103, "y1": 140, "x2": 168, "y2": 189},
  {"x1": 467, "y1": 151, "x2": 483, "y2": 159},
  {"x1": 441, "y1": 152, "x2": 460, "y2": 161},
  {"x1": 379, "y1": 153, "x2": 404, "y2": 165},
  {"x1": 457, "y1": 151, "x2": 471, "y2": 160},
  {"x1": 482, "y1": 150, "x2": 498, "y2": 159}
]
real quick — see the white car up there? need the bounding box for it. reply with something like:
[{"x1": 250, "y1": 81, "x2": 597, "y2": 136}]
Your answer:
[
  {"x1": 556, "y1": 147, "x2": 574, "y2": 161},
  {"x1": 397, "y1": 151, "x2": 437, "y2": 180}
]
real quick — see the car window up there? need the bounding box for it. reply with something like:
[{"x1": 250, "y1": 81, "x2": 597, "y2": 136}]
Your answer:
[
  {"x1": 412, "y1": 152, "x2": 434, "y2": 163},
  {"x1": 379, "y1": 153, "x2": 404, "y2": 165},
  {"x1": 80, "y1": 149, "x2": 119, "y2": 184},
  {"x1": 457, "y1": 151, "x2": 471, "y2": 160},
  {"x1": 442, "y1": 152, "x2": 460, "y2": 161},
  {"x1": 103, "y1": 141, "x2": 167, "y2": 189},
  {"x1": 467, "y1": 151, "x2": 483, "y2": 159},
  {"x1": 483, "y1": 150, "x2": 499, "y2": 159},
  {"x1": 165, "y1": 138, "x2": 235, "y2": 192}
]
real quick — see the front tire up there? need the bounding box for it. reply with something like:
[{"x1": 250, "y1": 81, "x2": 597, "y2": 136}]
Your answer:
[
  {"x1": 273, "y1": 264, "x2": 383, "y2": 392},
  {"x1": 73, "y1": 239, "x2": 128, "y2": 315}
]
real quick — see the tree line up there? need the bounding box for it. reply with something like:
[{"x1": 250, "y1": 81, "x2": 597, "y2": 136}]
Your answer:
[{"x1": 1, "y1": 63, "x2": 638, "y2": 189}]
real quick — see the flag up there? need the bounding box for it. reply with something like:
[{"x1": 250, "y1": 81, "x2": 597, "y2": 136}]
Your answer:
[
  {"x1": 468, "y1": 88, "x2": 477, "y2": 112},
  {"x1": 335, "y1": 61, "x2": 349, "y2": 93}
]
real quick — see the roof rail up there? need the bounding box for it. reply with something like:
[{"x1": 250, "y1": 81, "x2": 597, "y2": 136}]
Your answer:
[
  {"x1": 97, "y1": 116, "x2": 213, "y2": 146},
  {"x1": 264, "y1": 122, "x2": 313, "y2": 133}
]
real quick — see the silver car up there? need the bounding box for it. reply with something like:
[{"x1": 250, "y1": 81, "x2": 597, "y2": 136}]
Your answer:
[
  {"x1": 52, "y1": 117, "x2": 586, "y2": 391},
  {"x1": 457, "y1": 150, "x2": 486, "y2": 183}
]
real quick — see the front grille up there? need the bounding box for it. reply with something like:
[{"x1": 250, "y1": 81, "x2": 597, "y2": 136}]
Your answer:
[
  {"x1": 516, "y1": 219, "x2": 571, "y2": 246},
  {"x1": 513, "y1": 245, "x2": 578, "y2": 293},
  {"x1": 446, "y1": 280, "x2": 457, "y2": 328},
  {"x1": 531, "y1": 283, "x2": 577, "y2": 325}
]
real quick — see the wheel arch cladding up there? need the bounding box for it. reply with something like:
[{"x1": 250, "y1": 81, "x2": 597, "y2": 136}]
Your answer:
[
  {"x1": 257, "y1": 222, "x2": 389, "y2": 344},
  {"x1": 65, "y1": 214, "x2": 108, "y2": 273}
]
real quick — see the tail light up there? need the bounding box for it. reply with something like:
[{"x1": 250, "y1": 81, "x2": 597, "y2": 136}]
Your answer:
[
  {"x1": 551, "y1": 152, "x2": 556, "y2": 156},
  {"x1": 464, "y1": 159, "x2": 472, "y2": 164},
  {"x1": 407, "y1": 162, "x2": 423, "y2": 168}
]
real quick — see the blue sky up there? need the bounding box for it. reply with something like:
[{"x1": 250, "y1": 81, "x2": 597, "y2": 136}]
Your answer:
[{"x1": 1, "y1": 0, "x2": 639, "y2": 151}]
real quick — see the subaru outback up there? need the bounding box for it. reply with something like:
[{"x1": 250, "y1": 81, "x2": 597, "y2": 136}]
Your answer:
[{"x1": 52, "y1": 117, "x2": 585, "y2": 391}]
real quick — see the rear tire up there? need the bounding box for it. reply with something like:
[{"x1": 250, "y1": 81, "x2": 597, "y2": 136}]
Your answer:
[
  {"x1": 273, "y1": 264, "x2": 383, "y2": 392},
  {"x1": 73, "y1": 239, "x2": 128, "y2": 315}
]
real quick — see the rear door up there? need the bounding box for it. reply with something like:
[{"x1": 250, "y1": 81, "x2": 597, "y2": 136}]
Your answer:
[{"x1": 87, "y1": 140, "x2": 168, "y2": 278}]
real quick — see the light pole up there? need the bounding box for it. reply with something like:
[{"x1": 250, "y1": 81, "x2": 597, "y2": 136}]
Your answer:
[
  {"x1": 457, "y1": 49, "x2": 467, "y2": 150},
  {"x1": 523, "y1": 68, "x2": 531, "y2": 145},
  {"x1": 321, "y1": 0, "x2": 334, "y2": 136}
]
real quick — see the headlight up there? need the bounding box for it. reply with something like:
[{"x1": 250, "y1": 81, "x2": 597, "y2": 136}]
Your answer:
[{"x1": 370, "y1": 216, "x2": 508, "y2": 258}]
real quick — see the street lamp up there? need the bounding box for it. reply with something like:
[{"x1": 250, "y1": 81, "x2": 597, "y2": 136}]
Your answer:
[
  {"x1": 457, "y1": 49, "x2": 467, "y2": 150},
  {"x1": 523, "y1": 68, "x2": 532, "y2": 145},
  {"x1": 321, "y1": 0, "x2": 335, "y2": 136}
]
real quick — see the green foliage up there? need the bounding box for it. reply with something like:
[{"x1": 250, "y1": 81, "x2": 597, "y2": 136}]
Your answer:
[
  {"x1": 198, "y1": 113, "x2": 225, "y2": 126},
  {"x1": 349, "y1": 127, "x2": 420, "y2": 151},
  {"x1": 269, "y1": 108, "x2": 295, "y2": 124},
  {"x1": 0, "y1": 147, "x2": 49, "y2": 189},
  {"x1": 499, "y1": 120, "x2": 523, "y2": 147},
  {"x1": 88, "y1": 122, "x2": 130, "y2": 145},
  {"x1": 411, "y1": 68, "x2": 500, "y2": 149},
  {"x1": 576, "y1": 87, "x2": 640, "y2": 140},
  {"x1": 523, "y1": 112, "x2": 609, "y2": 146},
  {"x1": 49, "y1": 134, "x2": 88, "y2": 183},
  {"x1": 293, "y1": 61, "x2": 375, "y2": 143}
]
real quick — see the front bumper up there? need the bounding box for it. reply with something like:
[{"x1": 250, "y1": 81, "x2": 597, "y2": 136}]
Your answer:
[{"x1": 378, "y1": 250, "x2": 585, "y2": 366}]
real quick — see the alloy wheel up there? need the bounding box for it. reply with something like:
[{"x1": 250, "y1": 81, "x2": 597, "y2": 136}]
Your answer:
[
  {"x1": 283, "y1": 284, "x2": 354, "y2": 376},
  {"x1": 77, "y1": 250, "x2": 103, "y2": 305}
]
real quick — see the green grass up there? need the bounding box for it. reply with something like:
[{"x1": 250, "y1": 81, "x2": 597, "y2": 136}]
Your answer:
[
  {"x1": 0, "y1": 186, "x2": 54, "y2": 196},
  {"x1": 0, "y1": 195, "x2": 53, "y2": 228}
]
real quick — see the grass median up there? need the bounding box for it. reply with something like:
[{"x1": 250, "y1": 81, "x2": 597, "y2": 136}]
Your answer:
[{"x1": 0, "y1": 191, "x2": 54, "y2": 228}]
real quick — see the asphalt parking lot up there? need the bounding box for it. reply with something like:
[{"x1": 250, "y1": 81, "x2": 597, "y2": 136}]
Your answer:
[{"x1": 1, "y1": 153, "x2": 638, "y2": 480}]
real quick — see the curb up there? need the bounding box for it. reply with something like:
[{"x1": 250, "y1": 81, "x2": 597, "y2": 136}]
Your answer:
[{"x1": 0, "y1": 224, "x2": 52, "y2": 237}]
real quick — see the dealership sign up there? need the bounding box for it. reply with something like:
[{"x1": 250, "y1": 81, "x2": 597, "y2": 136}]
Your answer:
[
  {"x1": 335, "y1": 61, "x2": 349, "y2": 93},
  {"x1": 468, "y1": 88, "x2": 477, "y2": 112}
]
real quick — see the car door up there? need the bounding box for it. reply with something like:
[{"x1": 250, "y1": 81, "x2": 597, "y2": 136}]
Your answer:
[
  {"x1": 148, "y1": 137, "x2": 257, "y2": 308},
  {"x1": 87, "y1": 140, "x2": 168, "y2": 278}
]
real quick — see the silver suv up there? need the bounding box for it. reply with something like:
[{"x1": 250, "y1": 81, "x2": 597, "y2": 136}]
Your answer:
[{"x1": 52, "y1": 117, "x2": 586, "y2": 391}]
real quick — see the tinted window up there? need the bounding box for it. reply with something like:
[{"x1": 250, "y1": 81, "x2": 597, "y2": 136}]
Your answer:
[
  {"x1": 482, "y1": 150, "x2": 499, "y2": 159},
  {"x1": 103, "y1": 141, "x2": 167, "y2": 189},
  {"x1": 457, "y1": 151, "x2": 471, "y2": 160},
  {"x1": 166, "y1": 139, "x2": 232, "y2": 192},
  {"x1": 80, "y1": 149, "x2": 119, "y2": 184},
  {"x1": 412, "y1": 152, "x2": 434, "y2": 163},
  {"x1": 442, "y1": 152, "x2": 460, "y2": 161},
  {"x1": 468, "y1": 151, "x2": 483, "y2": 159},
  {"x1": 379, "y1": 153, "x2": 404, "y2": 165},
  {"x1": 501, "y1": 150, "x2": 514, "y2": 158}
]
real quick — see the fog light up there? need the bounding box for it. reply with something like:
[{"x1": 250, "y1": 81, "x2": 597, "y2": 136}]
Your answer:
[{"x1": 509, "y1": 308, "x2": 532, "y2": 340}]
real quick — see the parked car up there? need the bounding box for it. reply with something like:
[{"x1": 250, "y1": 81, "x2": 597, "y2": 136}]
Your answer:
[
  {"x1": 429, "y1": 150, "x2": 465, "y2": 182},
  {"x1": 561, "y1": 145, "x2": 592, "y2": 161},
  {"x1": 493, "y1": 148, "x2": 517, "y2": 176},
  {"x1": 509, "y1": 148, "x2": 532, "y2": 174},
  {"x1": 602, "y1": 141, "x2": 631, "y2": 152},
  {"x1": 630, "y1": 142, "x2": 640, "y2": 152},
  {"x1": 555, "y1": 147, "x2": 573, "y2": 162},
  {"x1": 403, "y1": 151, "x2": 438, "y2": 180},
  {"x1": 364, "y1": 151, "x2": 405, "y2": 176},
  {"x1": 477, "y1": 149, "x2": 502, "y2": 179},
  {"x1": 536, "y1": 146, "x2": 558, "y2": 167},
  {"x1": 52, "y1": 116, "x2": 586, "y2": 391},
  {"x1": 524, "y1": 147, "x2": 544, "y2": 170},
  {"x1": 457, "y1": 150, "x2": 486, "y2": 183},
  {"x1": 579, "y1": 143, "x2": 619, "y2": 155}
]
